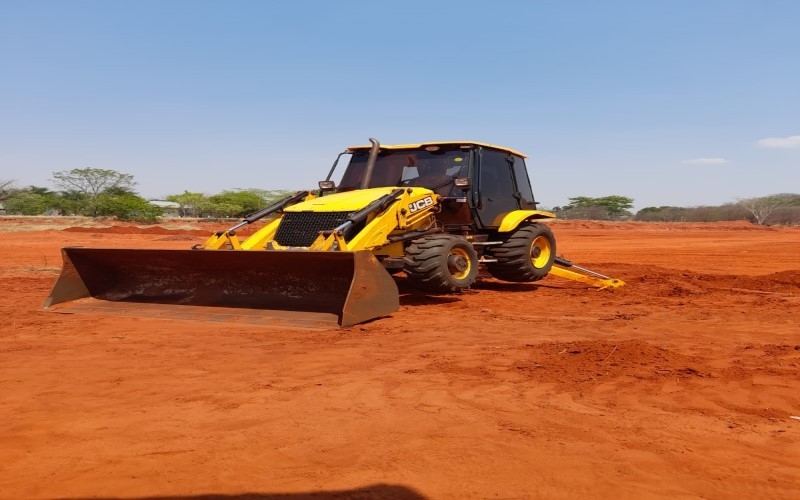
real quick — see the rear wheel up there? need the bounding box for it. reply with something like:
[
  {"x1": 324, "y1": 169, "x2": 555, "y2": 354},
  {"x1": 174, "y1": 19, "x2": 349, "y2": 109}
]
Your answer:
[
  {"x1": 403, "y1": 234, "x2": 479, "y2": 293},
  {"x1": 487, "y1": 223, "x2": 556, "y2": 282}
]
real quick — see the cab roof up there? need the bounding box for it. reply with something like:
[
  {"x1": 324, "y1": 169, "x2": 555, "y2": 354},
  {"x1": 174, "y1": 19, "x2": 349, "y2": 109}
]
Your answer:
[{"x1": 346, "y1": 141, "x2": 527, "y2": 158}]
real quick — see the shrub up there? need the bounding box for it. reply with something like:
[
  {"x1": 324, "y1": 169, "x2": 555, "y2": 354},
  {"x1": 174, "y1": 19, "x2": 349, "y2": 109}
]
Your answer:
[
  {"x1": 95, "y1": 194, "x2": 162, "y2": 223},
  {"x1": 4, "y1": 192, "x2": 48, "y2": 215}
]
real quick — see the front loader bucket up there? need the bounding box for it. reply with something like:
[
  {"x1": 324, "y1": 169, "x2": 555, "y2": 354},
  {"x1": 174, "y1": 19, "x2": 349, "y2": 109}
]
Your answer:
[{"x1": 43, "y1": 248, "x2": 399, "y2": 329}]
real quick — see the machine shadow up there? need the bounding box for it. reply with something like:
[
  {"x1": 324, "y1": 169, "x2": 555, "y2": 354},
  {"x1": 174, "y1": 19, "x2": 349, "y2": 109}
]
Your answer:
[
  {"x1": 394, "y1": 275, "x2": 548, "y2": 305},
  {"x1": 470, "y1": 280, "x2": 541, "y2": 292},
  {"x1": 394, "y1": 278, "x2": 460, "y2": 306},
  {"x1": 398, "y1": 293, "x2": 461, "y2": 306},
  {"x1": 61, "y1": 483, "x2": 428, "y2": 500}
]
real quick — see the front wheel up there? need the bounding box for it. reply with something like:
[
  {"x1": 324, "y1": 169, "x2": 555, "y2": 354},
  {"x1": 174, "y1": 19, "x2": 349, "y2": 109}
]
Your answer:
[
  {"x1": 486, "y1": 223, "x2": 556, "y2": 282},
  {"x1": 403, "y1": 234, "x2": 479, "y2": 293}
]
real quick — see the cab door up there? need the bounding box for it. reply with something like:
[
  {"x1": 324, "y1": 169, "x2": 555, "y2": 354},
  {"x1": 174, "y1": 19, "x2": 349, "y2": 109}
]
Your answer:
[{"x1": 475, "y1": 148, "x2": 520, "y2": 228}]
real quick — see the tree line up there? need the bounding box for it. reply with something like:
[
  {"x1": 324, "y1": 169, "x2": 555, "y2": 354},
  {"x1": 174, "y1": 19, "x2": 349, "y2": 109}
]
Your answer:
[
  {"x1": 0, "y1": 169, "x2": 292, "y2": 223},
  {"x1": 2, "y1": 169, "x2": 799, "y2": 225},
  {"x1": 551, "y1": 194, "x2": 800, "y2": 225}
]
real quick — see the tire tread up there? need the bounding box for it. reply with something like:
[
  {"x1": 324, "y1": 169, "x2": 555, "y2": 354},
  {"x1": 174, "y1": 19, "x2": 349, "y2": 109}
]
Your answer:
[
  {"x1": 486, "y1": 223, "x2": 555, "y2": 282},
  {"x1": 403, "y1": 234, "x2": 478, "y2": 293}
]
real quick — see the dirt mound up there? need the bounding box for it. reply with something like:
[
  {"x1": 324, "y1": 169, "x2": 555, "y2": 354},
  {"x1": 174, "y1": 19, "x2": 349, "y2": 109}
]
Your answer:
[
  {"x1": 513, "y1": 339, "x2": 709, "y2": 386},
  {"x1": 626, "y1": 266, "x2": 800, "y2": 296}
]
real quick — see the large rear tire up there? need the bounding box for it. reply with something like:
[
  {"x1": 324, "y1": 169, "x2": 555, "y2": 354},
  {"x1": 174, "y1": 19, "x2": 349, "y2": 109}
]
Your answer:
[
  {"x1": 403, "y1": 234, "x2": 479, "y2": 293},
  {"x1": 487, "y1": 223, "x2": 556, "y2": 282}
]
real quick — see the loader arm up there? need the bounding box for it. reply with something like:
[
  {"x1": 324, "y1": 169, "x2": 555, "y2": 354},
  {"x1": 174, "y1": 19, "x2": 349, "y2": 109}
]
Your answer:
[
  {"x1": 308, "y1": 188, "x2": 442, "y2": 254},
  {"x1": 199, "y1": 190, "x2": 313, "y2": 250}
]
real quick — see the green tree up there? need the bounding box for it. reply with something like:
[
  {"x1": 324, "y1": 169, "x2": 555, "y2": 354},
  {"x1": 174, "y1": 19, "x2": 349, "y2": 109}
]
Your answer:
[
  {"x1": 95, "y1": 193, "x2": 162, "y2": 223},
  {"x1": 3, "y1": 185, "x2": 64, "y2": 215},
  {"x1": 102, "y1": 185, "x2": 138, "y2": 196},
  {"x1": 562, "y1": 195, "x2": 635, "y2": 220},
  {"x1": 29, "y1": 186, "x2": 62, "y2": 213},
  {"x1": 198, "y1": 200, "x2": 243, "y2": 218},
  {"x1": 208, "y1": 190, "x2": 264, "y2": 217},
  {"x1": 28, "y1": 186, "x2": 53, "y2": 196},
  {"x1": 51, "y1": 168, "x2": 136, "y2": 216},
  {"x1": 52, "y1": 190, "x2": 89, "y2": 215},
  {"x1": 4, "y1": 192, "x2": 48, "y2": 215},
  {"x1": 205, "y1": 189, "x2": 295, "y2": 218},
  {"x1": 165, "y1": 191, "x2": 207, "y2": 217}
]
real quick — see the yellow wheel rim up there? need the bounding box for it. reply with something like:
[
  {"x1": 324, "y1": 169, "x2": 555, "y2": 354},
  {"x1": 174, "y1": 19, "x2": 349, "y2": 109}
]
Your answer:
[
  {"x1": 530, "y1": 236, "x2": 552, "y2": 269},
  {"x1": 447, "y1": 247, "x2": 473, "y2": 280}
]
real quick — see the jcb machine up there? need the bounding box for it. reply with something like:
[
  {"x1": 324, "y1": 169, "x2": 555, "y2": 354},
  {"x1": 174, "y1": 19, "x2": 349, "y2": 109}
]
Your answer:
[{"x1": 44, "y1": 139, "x2": 623, "y2": 328}]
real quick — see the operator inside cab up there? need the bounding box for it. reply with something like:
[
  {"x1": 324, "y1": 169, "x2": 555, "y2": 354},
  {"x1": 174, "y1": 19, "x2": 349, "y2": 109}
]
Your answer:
[
  {"x1": 336, "y1": 147, "x2": 468, "y2": 196},
  {"x1": 401, "y1": 152, "x2": 467, "y2": 196}
]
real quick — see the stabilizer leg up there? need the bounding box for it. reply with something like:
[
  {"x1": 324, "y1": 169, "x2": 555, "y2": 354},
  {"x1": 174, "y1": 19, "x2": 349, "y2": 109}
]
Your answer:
[{"x1": 548, "y1": 257, "x2": 625, "y2": 289}]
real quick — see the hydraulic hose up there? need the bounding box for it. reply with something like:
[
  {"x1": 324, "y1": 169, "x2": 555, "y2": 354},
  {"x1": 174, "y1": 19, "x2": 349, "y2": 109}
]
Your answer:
[{"x1": 226, "y1": 191, "x2": 309, "y2": 232}]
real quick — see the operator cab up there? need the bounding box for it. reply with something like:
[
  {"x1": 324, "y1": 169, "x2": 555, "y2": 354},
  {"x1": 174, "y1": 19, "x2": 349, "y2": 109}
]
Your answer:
[
  {"x1": 334, "y1": 145, "x2": 469, "y2": 197},
  {"x1": 322, "y1": 141, "x2": 540, "y2": 230}
]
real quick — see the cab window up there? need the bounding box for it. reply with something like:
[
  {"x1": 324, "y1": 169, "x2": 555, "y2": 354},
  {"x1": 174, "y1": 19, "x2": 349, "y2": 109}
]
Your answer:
[
  {"x1": 511, "y1": 156, "x2": 537, "y2": 208},
  {"x1": 476, "y1": 149, "x2": 518, "y2": 226}
]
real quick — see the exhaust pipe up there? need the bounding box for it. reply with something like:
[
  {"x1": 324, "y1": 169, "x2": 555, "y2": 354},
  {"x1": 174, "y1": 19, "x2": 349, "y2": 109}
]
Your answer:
[{"x1": 360, "y1": 137, "x2": 380, "y2": 189}]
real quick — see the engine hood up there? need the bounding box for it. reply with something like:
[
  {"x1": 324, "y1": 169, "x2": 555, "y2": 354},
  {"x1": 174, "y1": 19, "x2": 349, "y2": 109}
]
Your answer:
[{"x1": 285, "y1": 187, "x2": 417, "y2": 212}]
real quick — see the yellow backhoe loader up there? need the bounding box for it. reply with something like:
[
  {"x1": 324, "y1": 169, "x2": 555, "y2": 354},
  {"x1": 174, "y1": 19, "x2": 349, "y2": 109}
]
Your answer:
[{"x1": 44, "y1": 139, "x2": 624, "y2": 328}]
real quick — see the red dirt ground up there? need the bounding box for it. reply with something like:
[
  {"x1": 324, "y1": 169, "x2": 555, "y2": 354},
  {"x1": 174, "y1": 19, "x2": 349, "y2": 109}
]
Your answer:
[{"x1": 1, "y1": 217, "x2": 799, "y2": 499}]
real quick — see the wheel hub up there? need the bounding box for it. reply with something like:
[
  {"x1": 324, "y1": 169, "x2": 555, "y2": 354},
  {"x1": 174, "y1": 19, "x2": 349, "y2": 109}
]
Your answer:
[{"x1": 448, "y1": 254, "x2": 468, "y2": 273}]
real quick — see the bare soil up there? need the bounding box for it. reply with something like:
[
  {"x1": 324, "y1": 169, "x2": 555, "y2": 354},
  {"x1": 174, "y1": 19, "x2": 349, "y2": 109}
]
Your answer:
[{"x1": 1, "y1": 217, "x2": 799, "y2": 499}]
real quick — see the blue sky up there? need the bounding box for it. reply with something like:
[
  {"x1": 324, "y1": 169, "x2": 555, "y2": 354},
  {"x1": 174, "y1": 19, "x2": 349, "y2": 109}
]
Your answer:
[{"x1": 1, "y1": 0, "x2": 798, "y2": 210}]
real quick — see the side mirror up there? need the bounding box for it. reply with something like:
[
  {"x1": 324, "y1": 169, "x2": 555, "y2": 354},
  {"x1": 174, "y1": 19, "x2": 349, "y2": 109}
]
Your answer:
[
  {"x1": 318, "y1": 180, "x2": 336, "y2": 193},
  {"x1": 453, "y1": 177, "x2": 471, "y2": 191}
]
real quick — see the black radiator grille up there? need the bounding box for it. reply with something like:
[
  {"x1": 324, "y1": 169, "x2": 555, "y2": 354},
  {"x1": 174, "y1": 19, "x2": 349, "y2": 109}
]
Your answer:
[{"x1": 274, "y1": 211, "x2": 354, "y2": 247}]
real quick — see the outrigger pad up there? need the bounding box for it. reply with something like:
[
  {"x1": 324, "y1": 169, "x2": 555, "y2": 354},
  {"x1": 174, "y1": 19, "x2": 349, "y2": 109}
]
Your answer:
[{"x1": 43, "y1": 248, "x2": 399, "y2": 328}]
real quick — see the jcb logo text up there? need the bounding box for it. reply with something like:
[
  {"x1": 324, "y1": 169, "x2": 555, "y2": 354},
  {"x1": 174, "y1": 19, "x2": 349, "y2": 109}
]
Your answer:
[{"x1": 408, "y1": 196, "x2": 434, "y2": 214}]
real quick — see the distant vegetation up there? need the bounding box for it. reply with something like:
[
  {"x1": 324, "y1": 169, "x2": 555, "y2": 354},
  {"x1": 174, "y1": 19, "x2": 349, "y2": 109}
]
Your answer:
[
  {"x1": 0, "y1": 169, "x2": 292, "y2": 223},
  {"x1": 552, "y1": 196, "x2": 635, "y2": 220},
  {"x1": 552, "y1": 194, "x2": 800, "y2": 225},
  {"x1": 1, "y1": 171, "x2": 799, "y2": 226},
  {"x1": 165, "y1": 189, "x2": 295, "y2": 219}
]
